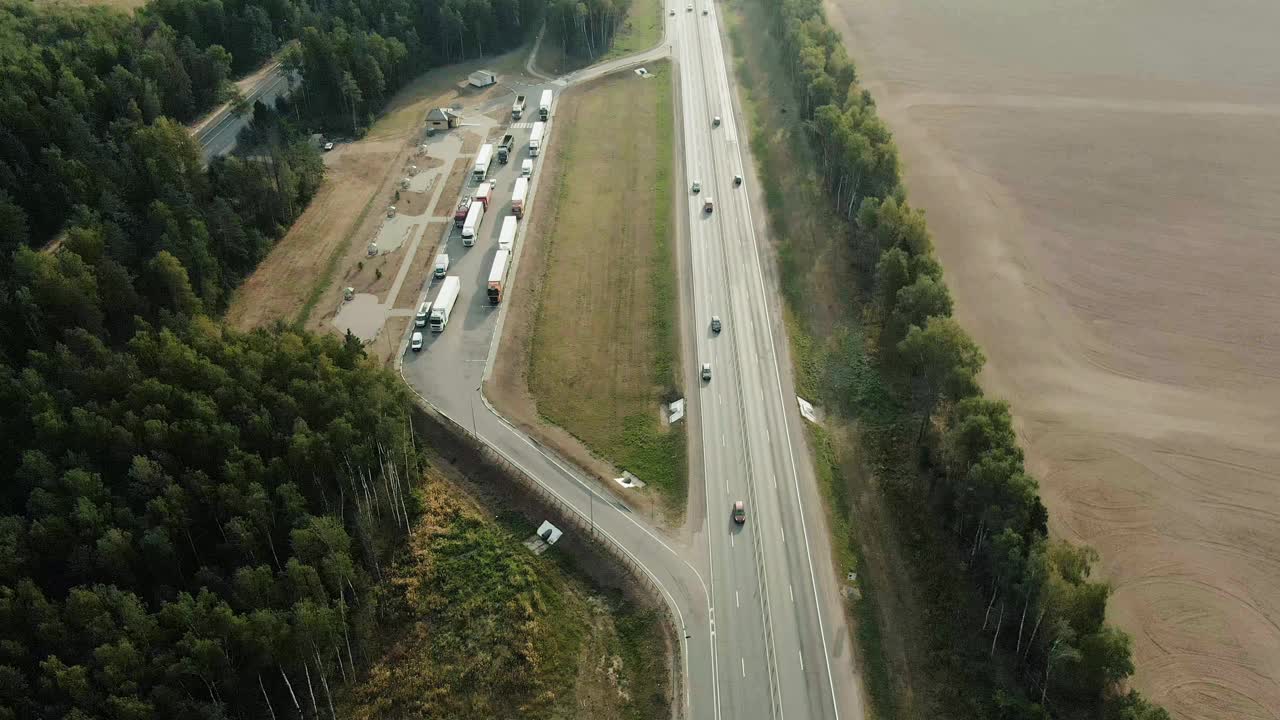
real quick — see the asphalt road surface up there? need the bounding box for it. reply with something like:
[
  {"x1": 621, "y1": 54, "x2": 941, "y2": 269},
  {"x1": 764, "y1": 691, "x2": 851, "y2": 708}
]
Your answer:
[
  {"x1": 400, "y1": 13, "x2": 865, "y2": 720},
  {"x1": 195, "y1": 65, "x2": 293, "y2": 161}
]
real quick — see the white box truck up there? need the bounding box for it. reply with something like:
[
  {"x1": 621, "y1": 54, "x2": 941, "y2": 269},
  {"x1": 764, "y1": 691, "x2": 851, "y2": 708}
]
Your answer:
[
  {"x1": 521, "y1": 159, "x2": 533, "y2": 177},
  {"x1": 511, "y1": 177, "x2": 529, "y2": 218},
  {"x1": 472, "y1": 143, "x2": 494, "y2": 181},
  {"x1": 429, "y1": 276, "x2": 461, "y2": 332},
  {"x1": 538, "y1": 89, "x2": 552, "y2": 120},
  {"x1": 434, "y1": 254, "x2": 449, "y2": 278},
  {"x1": 529, "y1": 122, "x2": 545, "y2": 157},
  {"x1": 487, "y1": 249, "x2": 510, "y2": 304},
  {"x1": 461, "y1": 200, "x2": 485, "y2": 245},
  {"x1": 414, "y1": 301, "x2": 431, "y2": 328},
  {"x1": 498, "y1": 216, "x2": 518, "y2": 252}
]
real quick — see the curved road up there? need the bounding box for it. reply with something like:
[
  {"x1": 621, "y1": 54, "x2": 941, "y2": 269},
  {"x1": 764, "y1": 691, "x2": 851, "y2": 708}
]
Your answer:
[{"x1": 401, "y1": 6, "x2": 866, "y2": 719}]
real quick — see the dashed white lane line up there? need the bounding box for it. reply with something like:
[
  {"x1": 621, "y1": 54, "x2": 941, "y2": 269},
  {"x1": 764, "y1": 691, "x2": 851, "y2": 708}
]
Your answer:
[{"x1": 741, "y1": 658, "x2": 746, "y2": 677}]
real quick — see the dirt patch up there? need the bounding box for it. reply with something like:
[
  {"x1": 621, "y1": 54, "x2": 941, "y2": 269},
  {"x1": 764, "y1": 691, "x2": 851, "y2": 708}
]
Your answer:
[
  {"x1": 339, "y1": 242, "x2": 407, "y2": 302},
  {"x1": 432, "y1": 158, "x2": 472, "y2": 217},
  {"x1": 393, "y1": 226, "x2": 447, "y2": 309},
  {"x1": 488, "y1": 64, "x2": 684, "y2": 516},
  {"x1": 458, "y1": 129, "x2": 483, "y2": 155},
  {"x1": 369, "y1": 316, "x2": 411, "y2": 367},
  {"x1": 395, "y1": 190, "x2": 433, "y2": 217},
  {"x1": 827, "y1": 0, "x2": 1280, "y2": 716},
  {"x1": 226, "y1": 141, "x2": 401, "y2": 330}
]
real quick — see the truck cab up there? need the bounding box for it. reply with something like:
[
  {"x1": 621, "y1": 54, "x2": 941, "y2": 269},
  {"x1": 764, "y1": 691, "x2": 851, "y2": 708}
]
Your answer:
[{"x1": 703, "y1": 198, "x2": 714, "y2": 214}]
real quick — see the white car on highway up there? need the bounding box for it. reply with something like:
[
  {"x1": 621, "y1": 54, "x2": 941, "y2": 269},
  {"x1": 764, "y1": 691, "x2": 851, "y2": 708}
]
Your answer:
[{"x1": 410, "y1": 332, "x2": 424, "y2": 351}]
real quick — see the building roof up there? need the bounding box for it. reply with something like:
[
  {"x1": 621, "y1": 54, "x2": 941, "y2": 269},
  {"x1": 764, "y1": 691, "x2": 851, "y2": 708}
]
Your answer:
[{"x1": 425, "y1": 107, "x2": 459, "y2": 122}]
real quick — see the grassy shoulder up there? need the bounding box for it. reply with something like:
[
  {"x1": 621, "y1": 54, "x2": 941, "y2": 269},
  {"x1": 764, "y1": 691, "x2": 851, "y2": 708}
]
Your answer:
[
  {"x1": 536, "y1": 0, "x2": 662, "y2": 74},
  {"x1": 342, "y1": 466, "x2": 667, "y2": 719},
  {"x1": 522, "y1": 63, "x2": 686, "y2": 509},
  {"x1": 723, "y1": 0, "x2": 948, "y2": 716}
]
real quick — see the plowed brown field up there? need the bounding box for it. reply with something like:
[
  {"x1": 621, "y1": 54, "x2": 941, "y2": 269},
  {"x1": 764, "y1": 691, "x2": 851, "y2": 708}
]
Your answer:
[{"x1": 826, "y1": 1, "x2": 1280, "y2": 717}]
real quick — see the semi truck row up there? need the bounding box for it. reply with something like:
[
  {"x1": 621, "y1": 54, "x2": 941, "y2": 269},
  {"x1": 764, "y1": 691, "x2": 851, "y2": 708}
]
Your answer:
[{"x1": 415, "y1": 104, "x2": 555, "y2": 344}]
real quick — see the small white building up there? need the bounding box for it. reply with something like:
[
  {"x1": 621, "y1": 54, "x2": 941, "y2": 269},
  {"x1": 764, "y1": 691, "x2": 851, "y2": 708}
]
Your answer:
[{"x1": 468, "y1": 69, "x2": 497, "y2": 88}]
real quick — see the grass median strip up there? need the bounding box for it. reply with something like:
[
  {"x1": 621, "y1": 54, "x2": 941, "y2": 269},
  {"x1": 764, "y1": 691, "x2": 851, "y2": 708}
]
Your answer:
[{"x1": 525, "y1": 63, "x2": 686, "y2": 509}]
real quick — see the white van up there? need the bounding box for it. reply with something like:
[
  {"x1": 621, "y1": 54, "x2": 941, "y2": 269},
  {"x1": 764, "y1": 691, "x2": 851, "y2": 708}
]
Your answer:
[
  {"x1": 414, "y1": 301, "x2": 430, "y2": 328},
  {"x1": 434, "y1": 253, "x2": 449, "y2": 278},
  {"x1": 521, "y1": 159, "x2": 533, "y2": 178}
]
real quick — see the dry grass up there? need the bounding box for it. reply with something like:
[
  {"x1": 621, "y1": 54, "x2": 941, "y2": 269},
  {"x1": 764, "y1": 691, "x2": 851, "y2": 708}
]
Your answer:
[
  {"x1": 34, "y1": 0, "x2": 146, "y2": 11},
  {"x1": 432, "y1": 159, "x2": 472, "y2": 218},
  {"x1": 225, "y1": 140, "x2": 402, "y2": 330},
  {"x1": 394, "y1": 223, "x2": 448, "y2": 309},
  {"x1": 489, "y1": 64, "x2": 684, "y2": 511}
]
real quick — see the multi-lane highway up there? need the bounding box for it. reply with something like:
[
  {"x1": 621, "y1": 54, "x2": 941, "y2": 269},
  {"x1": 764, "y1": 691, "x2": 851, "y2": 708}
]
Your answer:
[
  {"x1": 400, "y1": 6, "x2": 865, "y2": 719},
  {"x1": 673, "y1": 1, "x2": 864, "y2": 718}
]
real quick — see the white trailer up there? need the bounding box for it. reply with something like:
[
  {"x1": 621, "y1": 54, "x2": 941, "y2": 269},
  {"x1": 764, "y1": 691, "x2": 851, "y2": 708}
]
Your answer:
[
  {"x1": 529, "y1": 122, "x2": 545, "y2": 157},
  {"x1": 487, "y1": 249, "x2": 510, "y2": 304},
  {"x1": 498, "y1": 216, "x2": 518, "y2": 252},
  {"x1": 429, "y1": 276, "x2": 461, "y2": 332},
  {"x1": 538, "y1": 89, "x2": 553, "y2": 120},
  {"x1": 461, "y1": 200, "x2": 485, "y2": 245},
  {"x1": 472, "y1": 144, "x2": 494, "y2": 181},
  {"x1": 511, "y1": 177, "x2": 529, "y2": 218}
]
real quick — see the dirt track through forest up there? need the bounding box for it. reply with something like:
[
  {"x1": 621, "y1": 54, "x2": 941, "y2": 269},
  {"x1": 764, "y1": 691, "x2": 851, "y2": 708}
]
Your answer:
[{"x1": 826, "y1": 1, "x2": 1280, "y2": 717}]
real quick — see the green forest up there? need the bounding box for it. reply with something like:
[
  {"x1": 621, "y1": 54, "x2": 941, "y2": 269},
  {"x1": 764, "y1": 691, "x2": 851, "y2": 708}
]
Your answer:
[
  {"x1": 0, "y1": 0, "x2": 643, "y2": 715},
  {"x1": 752, "y1": 0, "x2": 1171, "y2": 718}
]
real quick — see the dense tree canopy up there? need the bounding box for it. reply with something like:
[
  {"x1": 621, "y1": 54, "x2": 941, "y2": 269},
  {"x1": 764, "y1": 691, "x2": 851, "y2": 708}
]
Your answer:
[
  {"x1": 0, "y1": 0, "x2": 554, "y2": 715},
  {"x1": 0, "y1": 321, "x2": 420, "y2": 719}
]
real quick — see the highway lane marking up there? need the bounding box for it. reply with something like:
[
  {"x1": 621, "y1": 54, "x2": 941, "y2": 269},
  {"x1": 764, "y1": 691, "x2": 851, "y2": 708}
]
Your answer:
[
  {"x1": 741, "y1": 657, "x2": 746, "y2": 677},
  {"x1": 736, "y1": 590, "x2": 740, "y2": 608},
  {"x1": 789, "y1": 583, "x2": 794, "y2": 602},
  {"x1": 799, "y1": 651, "x2": 805, "y2": 672},
  {"x1": 730, "y1": 533, "x2": 735, "y2": 548}
]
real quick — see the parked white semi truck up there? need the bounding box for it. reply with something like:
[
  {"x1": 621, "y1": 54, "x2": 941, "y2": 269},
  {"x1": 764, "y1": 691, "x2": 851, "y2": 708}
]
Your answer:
[
  {"x1": 539, "y1": 89, "x2": 552, "y2": 120},
  {"x1": 472, "y1": 143, "x2": 494, "y2": 181},
  {"x1": 529, "y1": 122, "x2": 545, "y2": 157},
  {"x1": 487, "y1": 250, "x2": 510, "y2": 304},
  {"x1": 429, "y1": 276, "x2": 461, "y2": 332},
  {"x1": 511, "y1": 177, "x2": 529, "y2": 218},
  {"x1": 497, "y1": 215, "x2": 517, "y2": 252},
  {"x1": 461, "y1": 200, "x2": 485, "y2": 245}
]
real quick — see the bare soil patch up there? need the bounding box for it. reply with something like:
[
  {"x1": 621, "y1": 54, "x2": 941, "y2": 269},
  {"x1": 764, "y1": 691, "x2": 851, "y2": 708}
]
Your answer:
[
  {"x1": 432, "y1": 159, "x2": 472, "y2": 217},
  {"x1": 394, "y1": 223, "x2": 447, "y2": 310},
  {"x1": 488, "y1": 64, "x2": 684, "y2": 515},
  {"x1": 225, "y1": 141, "x2": 400, "y2": 329},
  {"x1": 827, "y1": 0, "x2": 1280, "y2": 716}
]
